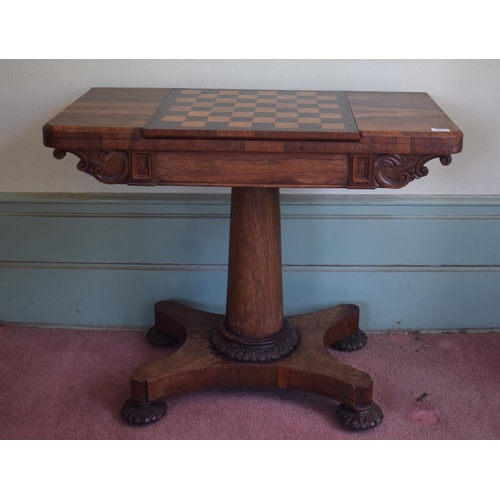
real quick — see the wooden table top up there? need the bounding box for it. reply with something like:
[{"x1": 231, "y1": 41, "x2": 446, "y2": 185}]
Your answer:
[{"x1": 43, "y1": 88, "x2": 463, "y2": 155}]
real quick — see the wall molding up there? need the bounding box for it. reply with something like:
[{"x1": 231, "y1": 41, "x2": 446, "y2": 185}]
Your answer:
[
  {"x1": 3, "y1": 211, "x2": 500, "y2": 221},
  {"x1": 1, "y1": 260, "x2": 500, "y2": 273},
  {"x1": 1, "y1": 320, "x2": 497, "y2": 336},
  {"x1": 2, "y1": 192, "x2": 500, "y2": 206}
]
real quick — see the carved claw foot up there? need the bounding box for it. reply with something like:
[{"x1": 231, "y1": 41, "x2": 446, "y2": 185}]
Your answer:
[
  {"x1": 336, "y1": 403, "x2": 383, "y2": 431},
  {"x1": 332, "y1": 329, "x2": 367, "y2": 351},
  {"x1": 146, "y1": 326, "x2": 181, "y2": 347},
  {"x1": 121, "y1": 399, "x2": 167, "y2": 425}
]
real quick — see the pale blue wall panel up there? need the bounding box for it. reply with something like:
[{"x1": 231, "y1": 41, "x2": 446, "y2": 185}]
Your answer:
[
  {"x1": 2, "y1": 211, "x2": 499, "y2": 266},
  {"x1": 1, "y1": 267, "x2": 498, "y2": 330},
  {"x1": 0, "y1": 268, "x2": 228, "y2": 327},
  {"x1": 1, "y1": 194, "x2": 500, "y2": 330},
  {"x1": 0, "y1": 216, "x2": 230, "y2": 264},
  {"x1": 283, "y1": 270, "x2": 500, "y2": 330}
]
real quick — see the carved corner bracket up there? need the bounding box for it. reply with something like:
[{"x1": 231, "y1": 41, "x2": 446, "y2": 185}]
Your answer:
[
  {"x1": 374, "y1": 154, "x2": 452, "y2": 189},
  {"x1": 53, "y1": 149, "x2": 156, "y2": 185},
  {"x1": 53, "y1": 149, "x2": 130, "y2": 184}
]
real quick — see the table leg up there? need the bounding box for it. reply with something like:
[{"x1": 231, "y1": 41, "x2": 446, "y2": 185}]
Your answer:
[
  {"x1": 121, "y1": 187, "x2": 383, "y2": 431},
  {"x1": 212, "y1": 187, "x2": 299, "y2": 362}
]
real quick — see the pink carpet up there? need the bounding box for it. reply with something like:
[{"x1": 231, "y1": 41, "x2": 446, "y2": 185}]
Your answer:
[{"x1": 1, "y1": 325, "x2": 499, "y2": 439}]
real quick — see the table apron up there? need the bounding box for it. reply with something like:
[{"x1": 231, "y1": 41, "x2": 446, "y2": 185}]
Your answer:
[{"x1": 147, "y1": 151, "x2": 350, "y2": 188}]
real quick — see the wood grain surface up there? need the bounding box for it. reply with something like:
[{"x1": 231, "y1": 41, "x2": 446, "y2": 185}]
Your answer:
[
  {"x1": 225, "y1": 188, "x2": 284, "y2": 338},
  {"x1": 130, "y1": 301, "x2": 374, "y2": 410},
  {"x1": 43, "y1": 88, "x2": 172, "y2": 139},
  {"x1": 43, "y1": 88, "x2": 463, "y2": 155},
  {"x1": 151, "y1": 151, "x2": 350, "y2": 187}
]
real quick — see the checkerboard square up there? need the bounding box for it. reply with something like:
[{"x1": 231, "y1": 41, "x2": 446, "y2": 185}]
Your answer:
[
  {"x1": 181, "y1": 121, "x2": 206, "y2": 127},
  {"x1": 275, "y1": 122, "x2": 299, "y2": 128},
  {"x1": 229, "y1": 121, "x2": 252, "y2": 128}
]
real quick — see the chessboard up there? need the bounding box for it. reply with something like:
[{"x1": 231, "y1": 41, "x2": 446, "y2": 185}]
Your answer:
[{"x1": 142, "y1": 89, "x2": 360, "y2": 141}]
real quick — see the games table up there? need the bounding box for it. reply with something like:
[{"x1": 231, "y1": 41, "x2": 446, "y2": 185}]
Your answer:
[{"x1": 43, "y1": 88, "x2": 462, "y2": 430}]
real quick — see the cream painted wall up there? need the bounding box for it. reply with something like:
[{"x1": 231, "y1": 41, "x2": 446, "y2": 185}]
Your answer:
[{"x1": 1, "y1": 59, "x2": 498, "y2": 195}]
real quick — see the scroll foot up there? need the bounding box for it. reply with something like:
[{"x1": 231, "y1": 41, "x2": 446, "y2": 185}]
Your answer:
[
  {"x1": 332, "y1": 329, "x2": 367, "y2": 351},
  {"x1": 121, "y1": 399, "x2": 167, "y2": 426},
  {"x1": 146, "y1": 326, "x2": 181, "y2": 348},
  {"x1": 336, "y1": 402, "x2": 383, "y2": 431}
]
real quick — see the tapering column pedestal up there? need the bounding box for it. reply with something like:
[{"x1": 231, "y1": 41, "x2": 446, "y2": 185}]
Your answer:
[
  {"x1": 211, "y1": 187, "x2": 299, "y2": 362},
  {"x1": 122, "y1": 187, "x2": 382, "y2": 431}
]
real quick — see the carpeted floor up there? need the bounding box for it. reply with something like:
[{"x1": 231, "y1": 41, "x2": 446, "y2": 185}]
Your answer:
[{"x1": 1, "y1": 325, "x2": 499, "y2": 439}]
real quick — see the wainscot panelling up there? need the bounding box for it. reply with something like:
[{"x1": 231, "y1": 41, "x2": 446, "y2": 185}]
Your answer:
[{"x1": 1, "y1": 193, "x2": 500, "y2": 330}]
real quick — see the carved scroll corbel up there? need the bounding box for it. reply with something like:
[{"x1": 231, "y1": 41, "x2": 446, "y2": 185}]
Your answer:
[
  {"x1": 374, "y1": 154, "x2": 452, "y2": 189},
  {"x1": 53, "y1": 149, "x2": 130, "y2": 184}
]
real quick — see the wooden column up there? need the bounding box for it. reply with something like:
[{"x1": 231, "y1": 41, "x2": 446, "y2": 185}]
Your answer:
[
  {"x1": 226, "y1": 187, "x2": 284, "y2": 338},
  {"x1": 210, "y1": 187, "x2": 298, "y2": 362}
]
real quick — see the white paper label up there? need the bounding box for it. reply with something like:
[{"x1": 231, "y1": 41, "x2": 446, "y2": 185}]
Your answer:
[{"x1": 431, "y1": 128, "x2": 451, "y2": 132}]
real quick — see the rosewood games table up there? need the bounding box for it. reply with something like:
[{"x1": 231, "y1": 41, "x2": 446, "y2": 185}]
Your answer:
[{"x1": 43, "y1": 88, "x2": 463, "y2": 430}]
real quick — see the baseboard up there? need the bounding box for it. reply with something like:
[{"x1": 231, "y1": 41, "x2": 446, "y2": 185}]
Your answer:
[{"x1": 1, "y1": 320, "x2": 498, "y2": 335}]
